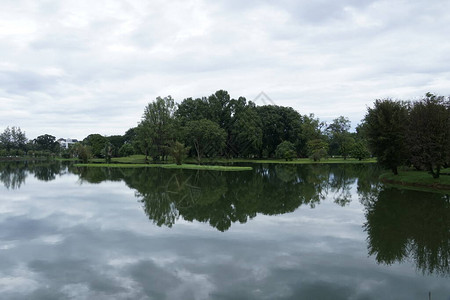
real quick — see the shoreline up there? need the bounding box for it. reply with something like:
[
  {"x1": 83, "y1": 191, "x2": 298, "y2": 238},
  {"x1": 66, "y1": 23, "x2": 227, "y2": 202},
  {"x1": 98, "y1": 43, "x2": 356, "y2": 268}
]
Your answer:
[
  {"x1": 380, "y1": 171, "x2": 450, "y2": 193},
  {"x1": 73, "y1": 163, "x2": 252, "y2": 171}
]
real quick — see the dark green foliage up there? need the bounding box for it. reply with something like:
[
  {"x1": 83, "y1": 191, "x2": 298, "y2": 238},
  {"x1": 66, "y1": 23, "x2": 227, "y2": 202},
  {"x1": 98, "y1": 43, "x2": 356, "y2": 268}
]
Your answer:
[
  {"x1": 407, "y1": 93, "x2": 450, "y2": 178},
  {"x1": 185, "y1": 119, "x2": 226, "y2": 161},
  {"x1": 350, "y1": 141, "x2": 370, "y2": 161},
  {"x1": 139, "y1": 96, "x2": 176, "y2": 161},
  {"x1": 299, "y1": 114, "x2": 326, "y2": 157},
  {"x1": 256, "y1": 105, "x2": 302, "y2": 158},
  {"x1": 34, "y1": 134, "x2": 59, "y2": 153},
  {"x1": 327, "y1": 116, "x2": 352, "y2": 157},
  {"x1": 73, "y1": 143, "x2": 92, "y2": 163},
  {"x1": 106, "y1": 135, "x2": 125, "y2": 157},
  {"x1": 0, "y1": 126, "x2": 27, "y2": 152},
  {"x1": 73, "y1": 164, "x2": 366, "y2": 232},
  {"x1": 123, "y1": 127, "x2": 138, "y2": 144},
  {"x1": 170, "y1": 142, "x2": 190, "y2": 165},
  {"x1": 275, "y1": 141, "x2": 296, "y2": 161},
  {"x1": 118, "y1": 143, "x2": 134, "y2": 157},
  {"x1": 364, "y1": 99, "x2": 409, "y2": 175},
  {"x1": 103, "y1": 142, "x2": 114, "y2": 163},
  {"x1": 229, "y1": 102, "x2": 262, "y2": 157},
  {"x1": 83, "y1": 134, "x2": 108, "y2": 158},
  {"x1": 364, "y1": 187, "x2": 450, "y2": 276},
  {"x1": 307, "y1": 139, "x2": 329, "y2": 161}
]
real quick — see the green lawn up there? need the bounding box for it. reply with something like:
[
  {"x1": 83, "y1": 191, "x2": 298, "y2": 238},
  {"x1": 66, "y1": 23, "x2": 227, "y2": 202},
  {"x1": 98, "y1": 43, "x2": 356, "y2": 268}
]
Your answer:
[
  {"x1": 380, "y1": 169, "x2": 450, "y2": 193},
  {"x1": 73, "y1": 163, "x2": 252, "y2": 171},
  {"x1": 87, "y1": 155, "x2": 376, "y2": 165},
  {"x1": 185, "y1": 157, "x2": 377, "y2": 164}
]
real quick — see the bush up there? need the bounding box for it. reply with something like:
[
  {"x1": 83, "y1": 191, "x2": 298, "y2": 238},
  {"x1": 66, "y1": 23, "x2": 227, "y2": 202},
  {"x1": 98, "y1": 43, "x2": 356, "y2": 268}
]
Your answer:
[
  {"x1": 307, "y1": 139, "x2": 329, "y2": 161},
  {"x1": 275, "y1": 141, "x2": 296, "y2": 161}
]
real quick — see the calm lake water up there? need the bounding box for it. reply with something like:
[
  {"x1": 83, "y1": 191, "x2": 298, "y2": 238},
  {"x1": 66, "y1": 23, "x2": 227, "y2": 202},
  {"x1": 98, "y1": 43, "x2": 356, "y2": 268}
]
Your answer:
[{"x1": 0, "y1": 161, "x2": 449, "y2": 299}]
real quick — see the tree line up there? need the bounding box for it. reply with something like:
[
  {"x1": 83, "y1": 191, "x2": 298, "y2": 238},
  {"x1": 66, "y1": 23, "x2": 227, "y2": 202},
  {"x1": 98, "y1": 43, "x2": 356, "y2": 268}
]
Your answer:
[
  {"x1": 121, "y1": 90, "x2": 371, "y2": 163},
  {"x1": 1, "y1": 90, "x2": 448, "y2": 177},
  {"x1": 364, "y1": 93, "x2": 450, "y2": 178}
]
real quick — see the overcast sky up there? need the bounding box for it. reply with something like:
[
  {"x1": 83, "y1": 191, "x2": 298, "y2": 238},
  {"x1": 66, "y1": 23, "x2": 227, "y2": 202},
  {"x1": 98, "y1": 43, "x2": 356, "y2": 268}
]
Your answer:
[{"x1": 1, "y1": 0, "x2": 450, "y2": 139}]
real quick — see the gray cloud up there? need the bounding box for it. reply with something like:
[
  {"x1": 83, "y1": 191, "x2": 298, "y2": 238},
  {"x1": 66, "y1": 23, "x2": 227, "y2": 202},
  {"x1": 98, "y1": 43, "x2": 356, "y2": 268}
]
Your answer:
[{"x1": 1, "y1": 0, "x2": 450, "y2": 138}]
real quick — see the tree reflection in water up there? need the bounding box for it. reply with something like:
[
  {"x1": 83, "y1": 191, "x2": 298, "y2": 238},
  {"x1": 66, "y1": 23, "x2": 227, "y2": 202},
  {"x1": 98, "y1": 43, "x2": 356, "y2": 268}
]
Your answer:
[
  {"x1": 0, "y1": 161, "x2": 67, "y2": 189},
  {"x1": 73, "y1": 164, "x2": 373, "y2": 231},
  {"x1": 362, "y1": 187, "x2": 450, "y2": 277},
  {"x1": 5, "y1": 161, "x2": 448, "y2": 276}
]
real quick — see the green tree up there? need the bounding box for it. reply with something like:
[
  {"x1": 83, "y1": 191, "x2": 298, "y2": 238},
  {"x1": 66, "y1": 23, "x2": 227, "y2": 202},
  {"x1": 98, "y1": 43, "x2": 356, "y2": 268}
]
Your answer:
[
  {"x1": 34, "y1": 134, "x2": 59, "y2": 153},
  {"x1": 230, "y1": 102, "x2": 262, "y2": 157},
  {"x1": 350, "y1": 141, "x2": 370, "y2": 161},
  {"x1": 106, "y1": 135, "x2": 125, "y2": 157},
  {"x1": 170, "y1": 141, "x2": 190, "y2": 165},
  {"x1": 364, "y1": 99, "x2": 409, "y2": 175},
  {"x1": 256, "y1": 105, "x2": 302, "y2": 158},
  {"x1": 103, "y1": 142, "x2": 114, "y2": 163},
  {"x1": 275, "y1": 141, "x2": 296, "y2": 161},
  {"x1": 0, "y1": 127, "x2": 12, "y2": 151},
  {"x1": 185, "y1": 119, "x2": 226, "y2": 162},
  {"x1": 0, "y1": 126, "x2": 27, "y2": 152},
  {"x1": 326, "y1": 116, "x2": 353, "y2": 159},
  {"x1": 73, "y1": 143, "x2": 92, "y2": 163},
  {"x1": 407, "y1": 93, "x2": 450, "y2": 178},
  {"x1": 83, "y1": 134, "x2": 108, "y2": 158},
  {"x1": 118, "y1": 143, "x2": 134, "y2": 157},
  {"x1": 307, "y1": 139, "x2": 329, "y2": 161},
  {"x1": 139, "y1": 96, "x2": 176, "y2": 161},
  {"x1": 175, "y1": 97, "x2": 210, "y2": 125},
  {"x1": 299, "y1": 114, "x2": 326, "y2": 157}
]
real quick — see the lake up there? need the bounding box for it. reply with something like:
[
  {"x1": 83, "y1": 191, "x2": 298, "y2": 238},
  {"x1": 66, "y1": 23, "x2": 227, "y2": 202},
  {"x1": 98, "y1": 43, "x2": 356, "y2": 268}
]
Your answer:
[{"x1": 0, "y1": 161, "x2": 449, "y2": 299}]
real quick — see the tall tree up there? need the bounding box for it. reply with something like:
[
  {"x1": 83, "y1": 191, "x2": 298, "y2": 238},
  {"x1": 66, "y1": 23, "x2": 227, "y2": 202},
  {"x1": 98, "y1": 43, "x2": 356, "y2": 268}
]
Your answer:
[
  {"x1": 185, "y1": 119, "x2": 226, "y2": 162},
  {"x1": 256, "y1": 105, "x2": 302, "y2": 158},
  {"x1": 298, "y1": 114, "x2": 326, "y2": 157},
  {"x1": 229, "y1": 100, "x2": 262, "y2": 157},
  {"x1": 407, "y1": 93, "x2": 450, "y2": 178},
  {"x1": 34, "y1": 134, "x2": 59, "y2": 153},
  {"x1": 106, "y1": 135, "x2": 125, "y2": 157},
  {"x1": 326, "y1": 116, "x2": 354, "y2": 159},
  {"x1": 0, "y1": 127, "x2": 12, "y2": 151},
  {"x1": 83, "y1": 134, "x2": 108, "y2": 158},
  {"x1": 0, "y1": 126, "x2": 27, "y2": 152},
  {"x1": 139, "y1": 96, "x2": 176, "y2": 161},
  {"x1": 175, "y1": 97, "x2": 210, "y2": 125},
  {"x1": 364, "y1": 99, "x2": 409, "y2": 175}
]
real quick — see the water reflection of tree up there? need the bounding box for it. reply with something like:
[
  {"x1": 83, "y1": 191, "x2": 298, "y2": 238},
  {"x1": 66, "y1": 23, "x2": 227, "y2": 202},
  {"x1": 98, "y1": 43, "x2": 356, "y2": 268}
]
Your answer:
[
  {"x1": 363, "y1": 187, "x2": 450, "y2": 277},
  {"x1": 73, "y1": 164, "x2": 370, "y2": 232},
  {"x1": 0, "y1": 161, "x2": 68, "y2": 189},
  {"x1": 0, "y1": 162, "x2": 27, "y2": 189}
]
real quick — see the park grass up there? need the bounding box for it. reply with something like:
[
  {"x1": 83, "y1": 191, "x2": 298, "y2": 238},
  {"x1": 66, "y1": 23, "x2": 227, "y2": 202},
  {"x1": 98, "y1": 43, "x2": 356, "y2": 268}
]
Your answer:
[
  {"x1": 73, "y1": 163, "x2": 252, "y2": 171},
  {"x1": 54, "y1": 157, "x2": 78, "y2": 161},
  {"x1": 185, "y1": 157, "x2": 377, "y2": 164},
  {"x1": 380, "y1": 168, "x2": 450, "y2": 193},
  {"x1": 88, "y1": 155, "x2": 376, "y2": 166}
]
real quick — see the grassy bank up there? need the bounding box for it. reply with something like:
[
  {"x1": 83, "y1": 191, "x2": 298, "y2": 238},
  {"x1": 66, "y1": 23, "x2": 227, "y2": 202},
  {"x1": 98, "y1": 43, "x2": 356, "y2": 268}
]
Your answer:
[
  {"x1": 88, "y1": 155, "x2": 376, "y2": 165},
  {"x1": 185, "y1": 157, "x2": 377, "y2": 164},
  {"x1": 74, "y1": 163, "x2": 252, "y2": 171},
  {"x1": 380, "y1": 169, "x2": 450, "y2": 193},
  {"x1": 0, "y1": 156, "x2": 54, "y2": 162}
]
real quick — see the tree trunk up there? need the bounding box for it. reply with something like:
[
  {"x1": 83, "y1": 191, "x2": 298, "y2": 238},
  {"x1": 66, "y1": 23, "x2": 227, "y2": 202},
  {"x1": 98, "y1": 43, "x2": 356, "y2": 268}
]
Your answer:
[
  {"x1": 433, "y1": 165, "x2": 441, "y2": 179},
  {"x1": 392, "y1": 166, "x2": 398, "y2": 175},
  {"x1": 428, "y1": 164, "x2": 439, "y2": 178}
]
